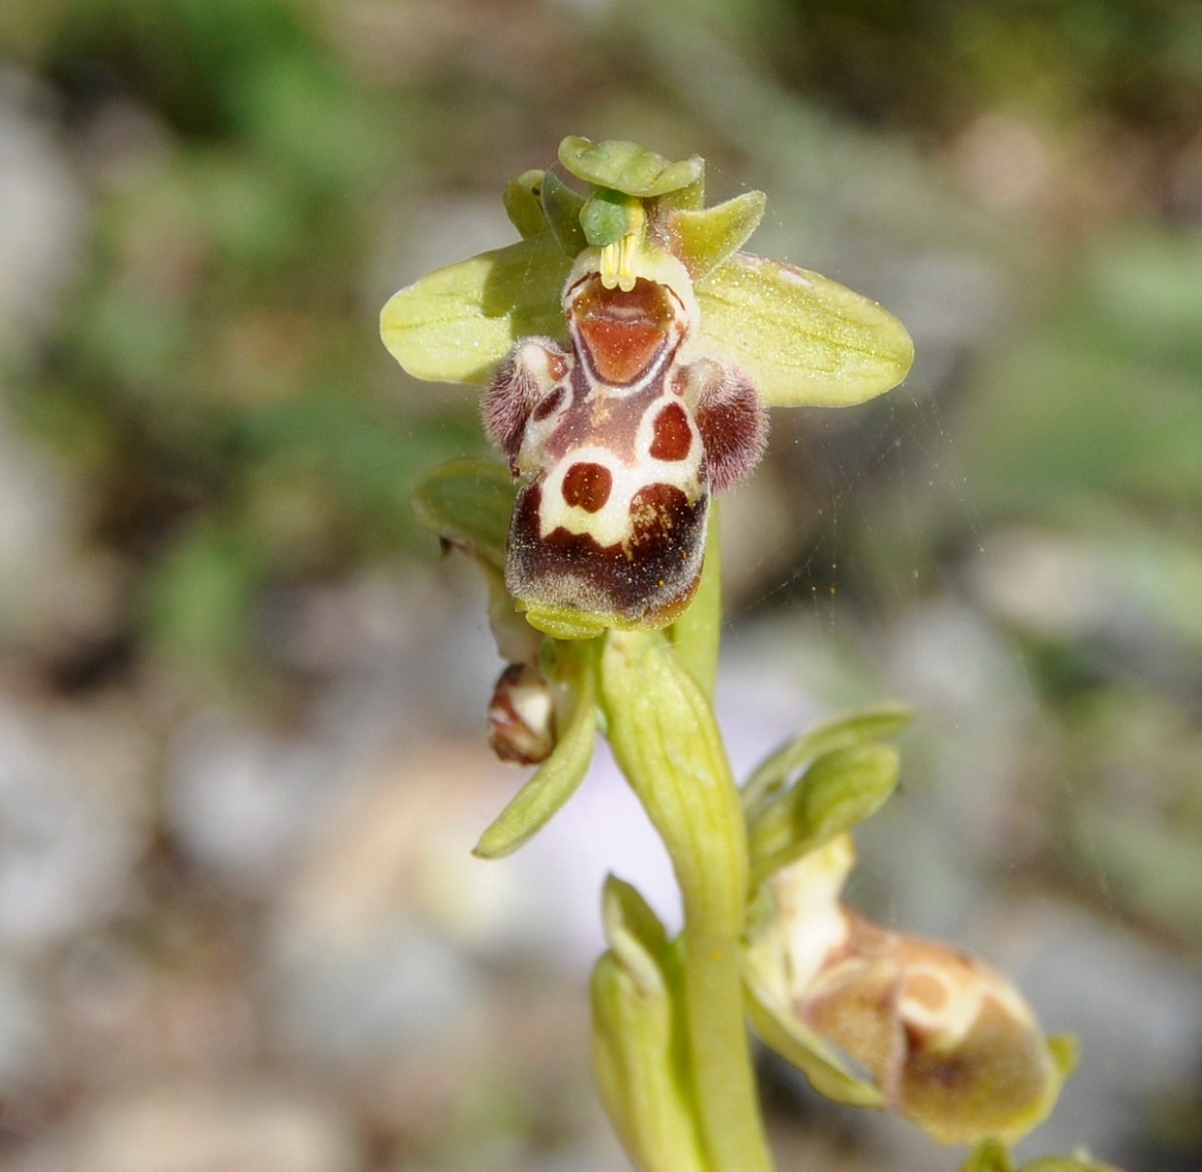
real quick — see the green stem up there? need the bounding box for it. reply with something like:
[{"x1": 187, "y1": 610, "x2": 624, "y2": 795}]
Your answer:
[{"x1": 600, "y1": 628, "x2": 774, "y2": 1172}]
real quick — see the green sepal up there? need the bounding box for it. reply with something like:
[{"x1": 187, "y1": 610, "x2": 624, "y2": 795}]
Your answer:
[
  {"x1": 411, "y1": 457, "x2": 515, "y2": 574},
  {"x1": 540, "y1": 171, "x2": 587, "y2": 256},
  {"x1": 473, "y1": 641, "x2": 598, "y2": 859},
  {"x1": 581, "y1": 188, "x2": 642, "y2": 249},
  {"x1": 666, "y1": 190, "x2": 766, "y2": 281},
  {"x1": 743, "y1": 964, "x2": 886, "y2": 1109},
  {"x1": 504, "y1": 169, "x2": 551, "y2": 239},
  {"x1": 559, "y1": 135, "x2": 703, "y2": 198},
  {"x1": 696, "y1": 251, "x2": 915, "y2": 407},
  {"x1": 380, "y1": 233, "x2": 570, "y2": 385},
  {"x1": 592, "y1": 878, "x2": 710, "y2": 1172},
  {"x1": 410, "y1": 457, "x2": 538, "y2": 663},
  {"x1": 742, "y1": 702, "x2": 913, "y2": 817},
  {"x1": 747, "y1": 743, "x2": 901, "y2": 890}
]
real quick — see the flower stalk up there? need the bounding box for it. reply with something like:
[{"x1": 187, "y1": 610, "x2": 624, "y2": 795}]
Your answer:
[{"x1": 381, "y1": 135, "x2": 1112, "y2": 1172}]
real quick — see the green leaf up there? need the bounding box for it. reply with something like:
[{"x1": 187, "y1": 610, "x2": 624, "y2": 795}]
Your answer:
[
  {"x1": 696, "y1": 252, "x2": 914, "y2": 407},
  {"x1": 559, "y1": 135, "x2": 703, "y2": 198},
  {"x1": 742, "y1": 702, "x2": 913, "y2": 816},
  {"x1": 410, "y1": 457, "x2": 516, "y2": 574},
  {"x1": 504, "y1": 169, "x2": 550, "y2": 239},
  {"x1": 668, "y1": 190, "x2": 766, "y2": 281},
  {"x1": 748, "y1": 743, "x2": 901, "y2": 888},
  {"x1": 473, "y1": 645, "x2": 598, "y2": 858},
  {"x1": 380, "y1": 233, "x2": 571, "y2": 385}
]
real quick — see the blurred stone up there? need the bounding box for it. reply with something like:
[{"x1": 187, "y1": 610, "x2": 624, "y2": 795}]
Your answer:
[
  {"x1": 0, "y1": 960, "x2": 47, "y2": 1092},
  {"x1": 1007, "y1": 900, "x2": 1202, "y2": 1164},
  {"x1": 164, "y1": 707, "x2": 346, "y2": 889},
  {"x1": 11, "y1": 1081, "x2": 359, "y2": 1172},
  {"x1": 0, "y1": 410, "x2": 86, "y2": 646},
  {"x1": 0, "y1": 70, "x2": 87, "y2": 360},
  {"x1": 268, "y1": 744, "x2": 545, "y2": 1061},
  {"x1": 0, "y1": 693, "x2": 154, "y2": 949},
  {"x1": 51, "y1": 914, "x2": 263, "y2": 1091}
]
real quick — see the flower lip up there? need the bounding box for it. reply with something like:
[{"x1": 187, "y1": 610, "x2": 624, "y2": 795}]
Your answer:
[
  {"x1": 568, "y1": 276, "x2": 681, "y2": 386},
  {"x1": 565, "y1": 246, "x2": 700, "y2": 334}
]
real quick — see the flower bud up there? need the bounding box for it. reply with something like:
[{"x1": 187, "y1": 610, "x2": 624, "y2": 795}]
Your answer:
[
  {"x1": 745, "y1": 836, "x2": 1071, "y2": 1145},
  {"x1": 486, "y1": 662, "x2": 556, "y2": 765}
]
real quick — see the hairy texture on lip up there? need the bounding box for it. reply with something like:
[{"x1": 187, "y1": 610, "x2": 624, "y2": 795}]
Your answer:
[
  {"x1": 506, "y1": 482, "x2": 707, "y2": 627},
  {"x1": 484, "y1": 339, "x2": 568, "y2": 457},
  {"x1": 691, "y1": 359, "x2": 768, "y2": 493}
]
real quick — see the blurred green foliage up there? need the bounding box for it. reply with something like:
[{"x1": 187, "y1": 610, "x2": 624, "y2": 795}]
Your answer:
[
  {"x1": 0, "y1": 1, "x2": 1200, "y2": 1168},
  {"x1": 1, "y1": 0, "x2": 1200, "y2": 942}
]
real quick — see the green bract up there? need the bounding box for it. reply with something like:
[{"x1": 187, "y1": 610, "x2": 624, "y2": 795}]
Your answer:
[
  {"x1": 381, "y1": 136, "x2": 914, "y2": 404},
  {"x1": 591, "y1": 877, "x2": 709, "y2": 1172}
]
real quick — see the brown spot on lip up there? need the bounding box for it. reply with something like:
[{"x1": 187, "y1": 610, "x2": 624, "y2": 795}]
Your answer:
[
  {"x1": 649, "y1": 401, "x2": 693, "y2": 461},
  {"x1": 532, "y1": 385, "x2": 565, "y2": 421},
  {"x1": 561, "y1": 462, "x2": 612, "y2": 512},
  {"x1": 506, "y1": 480, "x2": 708, "y2": 626}
]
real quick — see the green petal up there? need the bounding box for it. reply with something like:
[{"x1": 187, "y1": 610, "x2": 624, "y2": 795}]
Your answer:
[
  {"x1": 473, "y1": 645, "x2": 598, "y2": 858},
  {"x1": 696, "y1": 252, "x2": 915, "y2": 407},
  {"x1": 504, "y1": 169, "x2": 550, "y2": 239},
  {"x1": 380, "y1": 234, "x2": 571, "y2": 385},
  {"x1": 559, "y1": 135, "x2": 703, "y2": 198},
  {"x1": 411, "y1": 458, "x2": 540, "y2": 663},
  {"x1": 667, "y1": 190, "x2": 766, "y2": 280},
  {"x1": 540, "y1": 171, "x2": 587, "y2": 256}
]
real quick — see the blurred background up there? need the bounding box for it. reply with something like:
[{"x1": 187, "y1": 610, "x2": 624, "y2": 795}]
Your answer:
[{"x1": 1, "y1": 1, "x2": 1201, "y2": 1169}]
